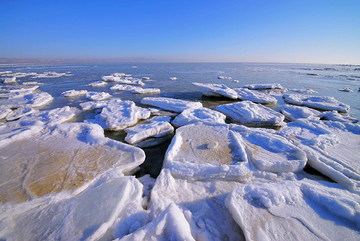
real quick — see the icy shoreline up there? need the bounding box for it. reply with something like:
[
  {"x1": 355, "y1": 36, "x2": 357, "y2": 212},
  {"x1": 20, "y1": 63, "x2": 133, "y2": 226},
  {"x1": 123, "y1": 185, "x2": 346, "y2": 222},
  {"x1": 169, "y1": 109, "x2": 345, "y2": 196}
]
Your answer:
[{"x1": 0, "y1": 69, "x2": 359, "y2": 240}]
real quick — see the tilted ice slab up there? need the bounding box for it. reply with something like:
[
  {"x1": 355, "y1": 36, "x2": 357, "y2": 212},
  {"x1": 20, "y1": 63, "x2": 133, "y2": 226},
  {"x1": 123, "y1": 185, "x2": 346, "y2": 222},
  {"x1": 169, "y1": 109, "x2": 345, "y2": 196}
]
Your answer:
[
  {"x1": 88, "y1": 80, "x2": 107, "y2": 87},
  {"x1": 4, "y1": 107, "x2": 37, "y2": 121},
  {"x1": 280, "y1": 119, "x2": 360, "y2": 193},
  {"x1": 0, "y1": 109, "x2": 12, "y2": 119},
  {"x1": 141, "y1": 97, "x2": 203, "y2": 113},
  {"x1": 0, "y1": 122, "x2": 145, "y2": 203},
  {"x1": 88, "y1": 100, "x2": 151, "y2": 131},
  {"x1": 192, "y1": 82, "x2": 238, "y2": 99},
  {"x1": 171, "y1": 107, "x2": 226, "y2": 127},
  {"x1": 0, "y1": 91, "x2": 53, "y2": 109},
  {"x1": 234, "y1": 87, "x2": 278, "y2": 104},
  {"x1": 225, "y1": 180, "x2": 360, "y2": 241},
  {"x1": 0, "y1": 171, "x2": 146, "y2": 241},
  {"x1": 164, "y1": 123, "x2": 252, "y2": 181},
  {"x1": 216, "y1": 101, "x2": 285, "y2": 127},
  {"x1": 125, "y1": 116, "x2": 174, "y2": 147},
  {"x1": 243, "y1": 83, "x2": 284, "y2": 90},
  {"x1": 231, "y1": 125, "x2": 307, "y2": 173},
  {"x1": 280, "y1": 104, "x2": 321, "y2": 121},
  {"x1": 283, "y1": 94, "x2": 350, "y2": 113},
  {"x1": 61, "y1": 89, "x2": 88, "y2": 97},
  {"x1": 86, "y1": 91, "x2": 112, "y2": 101},
  {"x1": 320, "y1": 111, "x2": 359, "y2": 123}
]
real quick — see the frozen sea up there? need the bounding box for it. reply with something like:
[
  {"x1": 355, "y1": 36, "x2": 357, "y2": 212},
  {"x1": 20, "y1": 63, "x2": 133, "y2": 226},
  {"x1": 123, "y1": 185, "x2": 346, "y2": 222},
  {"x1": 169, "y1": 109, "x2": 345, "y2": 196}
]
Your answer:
[{"x1": 1, "y1": 62, "x2": 360, "y2": 240}]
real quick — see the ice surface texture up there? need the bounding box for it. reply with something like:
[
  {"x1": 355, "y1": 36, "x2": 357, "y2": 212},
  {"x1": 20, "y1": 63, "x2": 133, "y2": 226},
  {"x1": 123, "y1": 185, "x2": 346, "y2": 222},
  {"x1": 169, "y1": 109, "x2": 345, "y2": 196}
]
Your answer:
[
  {"x1": 192, "y1": 82, "x2": 238, "y2": 99},
  {"x1": 141, "y1": 97, "x2": 203, "y2": 113}
]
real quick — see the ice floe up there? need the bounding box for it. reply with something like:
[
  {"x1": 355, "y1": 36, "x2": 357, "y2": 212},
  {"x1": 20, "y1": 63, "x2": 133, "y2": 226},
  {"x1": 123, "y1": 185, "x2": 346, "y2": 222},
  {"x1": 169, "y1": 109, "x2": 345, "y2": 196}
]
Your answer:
[
  {"x1": 31, "y1": 71, "x2": 71, "y2": 78},
  {"x1": 243, "y1": 83, "x2": 284, "y2": 90},
  {"x1": 289, "y1": 88, "x2": 318, "y2": 94},
  {"x1": 225, "y1": 179, "x2": 360, "y2": 241},
  {"x1": 320, "y1": 111, "x2": 359, "y2": 123},
  {"x1": 86, "y1": 91, "x2": 112, "y2": 101},
  {"x1": 2, "y1": 76, "x2": 16, "y2": 84},
  {"x1": 283, "y1": 94, "x2": 350, "y2": 113},
  {"x1": 171, "y1": 107, "x2": 226, "y2": 127},
  {"x1": 234, "y1": 87, "x2": 278, "y2": 104},
  {"x1": 111, "y1": 84, "x2": 160, "y2": 94},
  {"x1": 216, "y1": 101, "x2": 285, "y2": 127},
  {"x1": 125, "y1": 117, "x2": 174, "y2": 147},
  {"x1": 280, "y1": 104, "x2": 321, "y2": 121},
  {"x1": 338, "y1": 87, "x2": 353, "y2": 92},
  {"x1": 88, "y1": 80, "x2": 107, "y2": 87},
  {"x1": 280, "y1": 119, "x2": 360, "y2": 193},
  {"x1": 0, "y1": 122, "x2": 145, "y2": 203},
  {"x1": 102, "y1": 75, "x2": 145, "y2": 86},
  {"x1": 79, "y1": 98, "x2": 123, "y2": 110},
  {"x1": 170, "y1": 77, "x2": 177, "y2": 80},
  {"x1": 192, "y1": 82, "x2": 238, "y2": 99},
  {"x1": 4, "y1": 107, "x2": 37, "y2": 121},
  {"x1": 87, "y1": 100, "x2": 151, "y2": 131},
  {"x1": 141, "y1": 97, "x2": 203, "y2": 113},
  {"x1": 61, "y1": 89, "x2": 88, "y2": 97},
  {"x1": 0, "y1": 91, "x2": 53, "y2": 109}
]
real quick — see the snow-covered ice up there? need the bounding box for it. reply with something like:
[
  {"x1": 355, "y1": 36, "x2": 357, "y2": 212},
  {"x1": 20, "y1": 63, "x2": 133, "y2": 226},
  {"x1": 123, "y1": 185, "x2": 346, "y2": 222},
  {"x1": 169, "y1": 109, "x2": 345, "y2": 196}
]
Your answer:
[
  {"x1": 141, "y1": 97, "x2": 203, "y2": 113},
  {"x1": 88, "y1": 80, "x2": 108, "y2": 87},
  {"x1": 192, "y1": 82, "x2": 238, "y2": 99},
  {"x1": 289, "y1": 88, "x2": 318, "y2": 94},
  {"x1": 0, "y1": 91, "x2": 53, "y2": 109},
  {"x1": 86, "y1": 91, "x2": 112, "y2": 101},
  {"x1": 216, "y1": 101, "x2": 285, "y2": 127},
  {"x1": 280, "y1": 104, "x2": 321, "y2": 121},
  {"x1": 80, "y1": 98, "x2": 123, "y2": 110},
  {"x1": 2, "y1": 76, "x2": 16, "y2": 84},
  {"x1": 111, "y1": 84, "x2": 160, "y2": 94},
  {"x1": 243, "y1": 83, "x2": 284, "y2": 90},
  {"x1": 171, "y1": 107, "x2": 226, "y2": 127},
  {"x1": 320, "y1": 111, "x2": 359, "y2": 123},
  {"x1": 87, "y1": 100, "x2": 151, "y2": 131},
  {"x1": 338, "y1": 87, "x2": 353, "y2": 92},
  {"x1": 225, "y1": 179, "x2": 360, "y2": 241},
  {"x1": 61, "y1": 89, "x2": 88, "y2": 97},
  {"x1": 234, "y1": 87, "x2": 278, "y2": 104},
  {"x1": 283, "y1": 94, "x2": 350, "y2": 113},
  {"x1": 4, "y1": 107, "x2": 37, "y2": 121}
]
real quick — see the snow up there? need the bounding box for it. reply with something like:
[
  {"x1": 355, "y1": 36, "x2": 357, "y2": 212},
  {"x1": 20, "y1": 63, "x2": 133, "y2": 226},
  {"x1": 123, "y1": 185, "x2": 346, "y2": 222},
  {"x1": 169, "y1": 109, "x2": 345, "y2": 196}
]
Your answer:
[
  {"x1": 141, "y1": 97, "x2": 203, "y2": 113},
  {"x1": 124, "y1": 117, "x2": 174, "y2": 147},
  {"x1": 280, "y1": 119, "x2": 360, "y2": 193},
  {"x1": 86, "y1": 100, "x2": 151, "y2": 131},
  {"x1": 61, "y1": 89, "x2": 88, "y2": 97},
  {"x1": 283, "y1": 94, "x2": 350, "y2": 113},
  {"x1": 320, "y1": 111, "x2": 359, "y2": 123},
  {"x1": 225, "y1": 179, "x2": 360, "y2": 241},
  {"x1": 4, "y1": 107, "x2": 37, "y2": 121},
  {"x1": 243, "y1": 83, "x2": 284, "y2": 90},
  {"x1": 0, "y1": 92, "x2": 53, "y2": 109},
  {"x1": 0, "y1": 122, "x2": 146, "y2": 203},
  {"x1": 86, "y1": 91, "x2": 112, "y2": 101},
  {"x1": 216, "y1": 101, "x2": 285, "y2": 127},
  {"x1": 88, "y1": 80, "x2": 107, "y2": 87},
  {"x1": 172, "y1": 107, "x2": 226, "y2": 127},
  {"x1": 234, "y1": 87, "x2": 278, "y2": 104},
  {"x1": 192, "y1": 82, "x2": 238, "y2": 99},
  {"x1": 280, "y1": 104, "x2": 321, "y2": 121}
]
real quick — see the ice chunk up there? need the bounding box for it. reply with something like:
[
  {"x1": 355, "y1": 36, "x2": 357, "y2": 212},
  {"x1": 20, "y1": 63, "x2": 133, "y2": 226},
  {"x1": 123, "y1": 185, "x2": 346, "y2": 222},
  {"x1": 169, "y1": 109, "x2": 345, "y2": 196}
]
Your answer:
[
  {"x1": 338, "y1": 88, "x2": 353, "y2": 92},
  {"x1": 86, "y1": 91, "x2": 112, "y2": 101},
  {"x1": 231, "y1": 125, "x2": 307, "y2": 173},
  {"x1": 280, "y1": 119, "x2": 360, "y2": 193},
  {"x1": 234, "y1": 88, "x2": 278, "y2": 104},
  {"x1": 192, "y1": 82, "x2": 238, "y2": 99},
  {"x1": 0, "y1": 108, "x2": 12, "y2": 119},
  {"x1": 283, "y1": 94, "x2": 350, "y2": 113},
  {"x1": 0, "y1": 172, "x2": 145, "y2": 241},
  {"x1": 216, "y1": 101, "x2": 285, "y2": 127},
  {"x1": 170, "y1": 77, "x2": 177, "y2": 80},
  {"x1": 88, "y1": 100, "x2": 151, "y2": 131},
  {"x1": 5, "y1": 107, "x2": 37, "y2": 121},
  {"x1": 19, "y1": 106, "x2": 78, "y2": 126},
  {"x1": 0, "y1": 122, "x2": 145, "y2": 203},
  {"x1": 164, "y1": 123, "x2": 252, "y2": 181},
  {"x1": 289, "y1": 88, "x2": 318, "y2": 94},
  {"x1": 225, "y1": 180, "x2": 360, "y2": 241},
  {"x1": 88, "y1": 80, "x2": 107, "y2": 87},
  {"x1": 131, "y1": 87, "x2": 161, "y2": 94},
  {"x1": 61, "y1": 89, "x2": 88, "y2": 97},
  {"x1": 171, "y1": 107, "x2": 226, "y2": 127},
  {"x1": 2, "y1": 76, "x2": 16, "y2": 84},
  {"x1": 243, "y1": 83, "x2": 284, "y2": 90},
  {"x1": 320, "y1": 111, "x2": 358, "y2": 123},
  {"x1": 80, "y1": 98, "x2": 123, "y2": 110},
  {"x1": 110, "y1": 84, "x2": 138, "y2": 91},
  {"x1": 141, "y1": 97, "x2": 203, "y2": 113},
  {"x1": 125, "y1": 117, "x2": 174, "y2": 147},
  {"x1": 280, "y1": 104, "x2": 321, "y2": 121},
  {"x1": 0, "y1": 84, "x2": 39, "y2": 93},
  {"x1": 119, "y1": 203, "x2": 195, "y2": 241},
  {"x1": 22, "y1": 81, "x2": 42, "y2": 85},
  {"x1": 103, "y1": 75, "x2": 145, "y2": 86},
  {"x1": 0, "y1": 92, "x2": 53, "y2": 108},
  {"x1": 31, "y1": 71, "x2": 71, "y2": 78}
]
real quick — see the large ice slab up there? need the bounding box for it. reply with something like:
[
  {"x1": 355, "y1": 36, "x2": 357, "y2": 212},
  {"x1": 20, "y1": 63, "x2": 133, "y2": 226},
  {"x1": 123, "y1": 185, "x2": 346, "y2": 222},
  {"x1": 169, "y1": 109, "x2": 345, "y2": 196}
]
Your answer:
[
  {"x1": 102, "y1": 75, "x2": 145, "y2": 86},
  {"x1": 283, "y1": 94, "x2": 350, "y2": 113},
  {"x1": 4, "y1": 107, "x2": 37, "y2": 121},
  {"x1": 0, "y1": 122, "x2": 145, "y2": 203},
  {"x1": 320, "y1": 111, "x2": 359, "y2": 123},
  {"x1": 280, "y1": 104, "x2": 321, "y2": 121},
  {"x1": 164, "y1": 123, "x2": 252, "y2": 181},
  {"x1": 125, "y1": 117, "x2": 174, "y2": 147},
  {"x1": 86, "y1": 91, "x2": 112, "y2": 101},
  {"x1": 141, "y1": 97, "x2": 203, "y2": 113},
  {"x1": 61, "y1": 89, "x2": 88, "y2": 97},
  {"x1": 243, "y1": 83, "x2": 284, "y2": 90},
  {"x1": 171, "y1": 107, "x2": 226, "y2": 127},
  {"x1": 192, "y1": 82, "x2": 238, "y2": 99},
  {"x1": 31, "y1": 71, "x2": 72, "y2": 78},
  {"x1": 280, "y1": 119, "x2": 360, "y2": 193},
  {"x1": 88, "y1": 80, "x2": 107, "y2": 87},
  {"x1": 0, "y1": 92, "x2": 53, "y2": 108},
  {"x1": 231, "y1": 125, "x2": 307, "y2": 173},
  {"x1": 111, "y1": 84, "x2": 160, "y2": 94},
  {"x1": 87, "y1": 100, "x2": 151, "y2": 131},
  {"x1": 225, "y1": 180, "x2": 360, "y2": 241},
  {"x1": 216, "y1": 101, "x2": 285, "y2": 127},
  {"x1": 0, "y1": 172, "x2": 146, "y2": 241},
  {"x1": 79, "y1": 98, "x2": 123, "y2": 110},
  {"x1": 234, "y1": 88, "x2": 278, "y2": 104}
]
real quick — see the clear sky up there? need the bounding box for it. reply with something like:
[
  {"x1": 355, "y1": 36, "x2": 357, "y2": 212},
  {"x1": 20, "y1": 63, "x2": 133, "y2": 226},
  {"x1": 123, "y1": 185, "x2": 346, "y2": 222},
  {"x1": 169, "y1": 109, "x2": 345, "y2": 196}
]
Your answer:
[{"x1": 0, "y1": 0, "x2": 359, "y2": 64}]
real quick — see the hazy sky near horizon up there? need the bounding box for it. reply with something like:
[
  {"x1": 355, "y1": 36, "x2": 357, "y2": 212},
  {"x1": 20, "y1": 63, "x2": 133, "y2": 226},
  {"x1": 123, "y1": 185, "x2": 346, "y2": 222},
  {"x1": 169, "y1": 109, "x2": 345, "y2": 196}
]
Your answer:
[{"x1": 0, "y1": 0, "x2": 359, "y2": 64}]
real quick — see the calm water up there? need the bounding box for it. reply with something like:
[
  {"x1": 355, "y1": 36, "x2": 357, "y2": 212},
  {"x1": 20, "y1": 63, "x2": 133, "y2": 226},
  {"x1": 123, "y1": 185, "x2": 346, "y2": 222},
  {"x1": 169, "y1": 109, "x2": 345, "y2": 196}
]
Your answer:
[{"x1": 1, "y1": 62, "x2": 360, "y2": 120}]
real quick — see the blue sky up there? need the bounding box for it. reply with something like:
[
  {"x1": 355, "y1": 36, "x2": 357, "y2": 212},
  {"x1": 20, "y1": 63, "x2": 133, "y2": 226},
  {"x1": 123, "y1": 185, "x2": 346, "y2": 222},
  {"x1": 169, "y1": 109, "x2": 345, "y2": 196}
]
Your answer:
[{"x1": 0, "y1": 0, "x2": 359, "y2": 64}]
